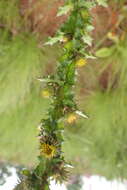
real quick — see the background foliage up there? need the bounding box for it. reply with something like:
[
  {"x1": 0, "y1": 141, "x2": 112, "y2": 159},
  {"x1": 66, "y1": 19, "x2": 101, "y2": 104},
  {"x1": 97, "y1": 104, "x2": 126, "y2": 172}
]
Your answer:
[{"x1": 0, "y1": 0, "x2": 127, "y2": 181}]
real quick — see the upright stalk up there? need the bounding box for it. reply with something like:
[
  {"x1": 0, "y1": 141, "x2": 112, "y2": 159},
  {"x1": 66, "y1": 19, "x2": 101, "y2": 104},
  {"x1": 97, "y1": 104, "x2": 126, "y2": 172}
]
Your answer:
[{"x1": 15, "y1": 0, "x2": 98, "y2": 189}]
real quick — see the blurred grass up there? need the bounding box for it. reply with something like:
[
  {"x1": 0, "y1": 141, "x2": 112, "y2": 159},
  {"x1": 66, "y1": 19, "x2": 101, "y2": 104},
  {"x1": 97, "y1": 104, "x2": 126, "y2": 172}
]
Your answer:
[
  {"x1": 63, "y1": 89, "x2": 127, "y2": 179},
  {"x1": 0, "y1": 30, "x2": 60, "y2": 166},
  {"x1": 1, "y1": 0, "x2": 127, "y2": 180},
  {"x1": 0, "y1": 87, "x2": 49, "y2": 166},
  {"x1": 0, "y1": 32, "x2": 41, "y2": 113},
  {"x1": 0, "y1": 0, "x2": 21, "y2": 29},
  {"x1": 63, "y1": 39, "x2": 127, "y2": 179}
]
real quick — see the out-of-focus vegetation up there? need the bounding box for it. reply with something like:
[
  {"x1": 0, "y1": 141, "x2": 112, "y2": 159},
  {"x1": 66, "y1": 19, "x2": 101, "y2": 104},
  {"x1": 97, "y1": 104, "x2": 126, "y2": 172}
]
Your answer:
[{"x1": 0, "y1": 0, "x2": 127, "y2": 180}]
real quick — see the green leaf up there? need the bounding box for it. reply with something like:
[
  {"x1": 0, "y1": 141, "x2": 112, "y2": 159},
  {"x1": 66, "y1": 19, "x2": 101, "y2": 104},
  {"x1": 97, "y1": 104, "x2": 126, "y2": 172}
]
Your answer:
[
  {"x1": 95, "y1": 47, "x2": 114, "y2": 58},
  {"x1": 96, "y1": 0, "x2": 108, "y2": 7},
  {"x1": 66, "y1": 63, "x2": 75, "y2": 85},
  {"x1": 22, "y1": 168, "x2": 31, "y2": 176},
  {"x1": 57, "y1": 5, "x2": 73, "y2": 17},
  {"x1": 45, "y1": 36, "x2": 63, "y2": 46},
  {"x1": 82, "y1": 34, "x2": 93, "y2": 46},
  {"x1": 85, "y1": 54, "x2": 96, "y2": 59},
  {"x1": 86, "y1": 25, "x2": 94, "y2": 32},
  {"x1": 79, "y1": 1, "x2": 96, "y2": 9},
  {"x1": 44, "y1": 184, "x2": 50, "y2": 190}
]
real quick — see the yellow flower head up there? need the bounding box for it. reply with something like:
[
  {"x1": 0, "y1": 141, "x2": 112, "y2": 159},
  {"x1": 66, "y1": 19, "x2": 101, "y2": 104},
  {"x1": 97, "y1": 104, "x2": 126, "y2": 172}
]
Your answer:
[
  {"x1": 41, "y1": 90, "x2": 50, "y2": 98},
  {"x1": 107, "y1": 32, "x2": 118, "y2": 42},
  {"x1": 120, "y1": 32, "x2": 125, "y2": 41},
  {"x1": 76, "y1": 58, "x2": 87, "y2": 67},
  {"x1": 67, "y1": 113, "x2": 77, "y2": 124},
  {"x1": 40, "y1": 143, "x2": 56, "y2": 158},
  {"x1": 61, "y1": 36, "x2": 68, "y2": 43},
  {"x1": 107, "y1": 32, "x2": 115, "y2": 39}
]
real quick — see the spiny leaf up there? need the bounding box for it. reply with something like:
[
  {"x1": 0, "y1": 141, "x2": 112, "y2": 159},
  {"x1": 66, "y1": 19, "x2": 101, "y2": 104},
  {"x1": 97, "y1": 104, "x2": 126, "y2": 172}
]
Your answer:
[
  {"x1": 57, "y1": 5, "x2": 73, "y2": 17},
  {"x1": 96, "y1": 0, "x2": 108, "y2": 7},
  {"x1": 95, "y1": 47, "x2": 115, "y2": 58}
]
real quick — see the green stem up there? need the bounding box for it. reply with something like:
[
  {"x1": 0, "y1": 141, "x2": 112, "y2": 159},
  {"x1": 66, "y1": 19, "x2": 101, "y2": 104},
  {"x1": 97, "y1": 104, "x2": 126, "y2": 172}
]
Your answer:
[{"x1": 16, "y1": 0, "x2": 97, "y2": 189}]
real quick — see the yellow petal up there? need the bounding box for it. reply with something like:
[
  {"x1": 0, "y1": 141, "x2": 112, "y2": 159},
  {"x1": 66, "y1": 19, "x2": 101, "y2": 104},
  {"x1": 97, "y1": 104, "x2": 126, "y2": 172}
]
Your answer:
[
  {"x1": 76, "y1": 58, "x2": 87, "y2": 67},
  {"x1": 41, "y1": 90, "x2": 50, "y2": 98},
  {"x1": 40, "y1": 143, "x2": 56, "y2": 158},
  {"x1": 62, "y1": 37, "x2": 68, "y2": 43},
  {"x1": 67, "y1": 114, "x2": 77, "y2": 124}
]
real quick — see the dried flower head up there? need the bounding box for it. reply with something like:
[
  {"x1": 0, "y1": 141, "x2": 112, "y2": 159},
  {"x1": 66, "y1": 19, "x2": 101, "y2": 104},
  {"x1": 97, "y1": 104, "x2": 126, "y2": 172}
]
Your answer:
[{"x1": 52, "y1": 163, "x2": 70, "y2": 183}]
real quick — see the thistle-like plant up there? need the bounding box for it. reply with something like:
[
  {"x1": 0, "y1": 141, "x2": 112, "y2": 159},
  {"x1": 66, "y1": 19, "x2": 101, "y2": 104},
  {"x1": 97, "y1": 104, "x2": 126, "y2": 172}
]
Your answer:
[{"x1": 13, "y1": 0, "x2": 103, "y2": 189}]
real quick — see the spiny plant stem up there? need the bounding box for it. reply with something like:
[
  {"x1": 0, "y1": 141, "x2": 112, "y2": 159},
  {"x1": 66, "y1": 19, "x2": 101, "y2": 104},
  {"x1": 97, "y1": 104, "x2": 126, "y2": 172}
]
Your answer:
[{"x1": 18, "y1": 0, "x2": 99, "y2": 189}]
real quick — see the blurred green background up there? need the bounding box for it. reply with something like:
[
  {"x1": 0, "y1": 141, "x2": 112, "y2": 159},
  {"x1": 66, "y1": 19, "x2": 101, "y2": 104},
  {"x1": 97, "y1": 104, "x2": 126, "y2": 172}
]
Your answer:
[{"x1": 1, "y1": 0, "x2": 127, "y2": 180}]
